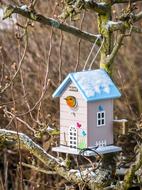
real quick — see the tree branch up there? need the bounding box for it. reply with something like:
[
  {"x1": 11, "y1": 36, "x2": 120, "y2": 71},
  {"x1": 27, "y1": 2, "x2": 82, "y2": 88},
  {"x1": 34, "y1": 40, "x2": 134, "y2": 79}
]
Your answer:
[
  {"x1": 131, "y1": 26, "x2": 142, "y2": 33},
  {"x1": 106, "y1": 21, "x2": 126, "y2": 32},
  {"x1": 0, "y1": 129, "x2": 111, "y2": 190},
  {"x1": 106, "y1": 34, "x2": 124, "y2": 65},
  {"x1": 83, "y1": 0, "x2": 109, "y2": 14},
  {"x1": 21, "y1": 162, "x2": 57, "y2": 175},
  {"x1": 3, "y1": 5, "x2": 101, "y2": 44},
  {"x1": 107, "y1": 20, "x2": 142, "y2": 33},
  {"x1": 133, "y1": 11, "x2": 142, "y2": 22},
  {"x1": 112, "y1": 0, "x2": 142, "y2": 4},
  {"x1": 119, "y1": 145, "x2": 142, "y2": 190},
  {"x1": 0, "y1": 129, "x2": 141, "y2": 189}
]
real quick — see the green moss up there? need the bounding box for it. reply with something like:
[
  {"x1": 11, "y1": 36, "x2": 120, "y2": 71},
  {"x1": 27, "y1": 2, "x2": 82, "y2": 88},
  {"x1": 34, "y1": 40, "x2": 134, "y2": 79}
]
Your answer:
[
  {"x1": 3, "y1": 6, "x2": 15, "y2": 20},
  {"x1": 30, "y1": 12, "x2": 38, "y2": 20},
  {"x1": 100, "y1": 63, "x2": 112, "y2": 75},
  {"x1": 49, "y1": 129, "x2": 60, "y2": 135},
  {"x1": 97, "y1": 2, "x2": 113, "y2": 74}
]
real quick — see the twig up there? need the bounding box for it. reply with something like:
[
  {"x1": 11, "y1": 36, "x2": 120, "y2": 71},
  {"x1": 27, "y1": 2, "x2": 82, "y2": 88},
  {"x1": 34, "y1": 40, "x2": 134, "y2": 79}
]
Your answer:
[
  {"x1": 106, "y1": 34, "x2": 125, "y2": 66},
  {"x1": 112, "y1": 0, "x2": 142, "y2": 4},
  {"x1": 36, "y1": 2, "x2": 57, "y2": 122},
  {"x1": 15, "y1": 118, "x2": 24, "y2": 190},
  {"x1": 4, "y1": 109, "x2": 36, "y2": 133},
  {"x1": 14, "y1": 79, "x2": 50, "y2": 117},
  {"x1": 21, "y1": 162, "x2": 57, "y2": 175},
  {"x1": 17, "y1": 19, "x2": 40, "y2": 125},
  {"x1": 0, "y1": 172, "x2": 5, "y2": 190},
  {"x1": 4, "y1": 149, "x2": 8, "y2": 190},
  {"x1": 0, "y1": 94, "x2": 27, "y2": 106},
  {"x1": 0, "y1": 25, "x2": 28, "y2": 94},
  {"x1": 59, "y1": 30, "x2": 63, "y2": 83}
]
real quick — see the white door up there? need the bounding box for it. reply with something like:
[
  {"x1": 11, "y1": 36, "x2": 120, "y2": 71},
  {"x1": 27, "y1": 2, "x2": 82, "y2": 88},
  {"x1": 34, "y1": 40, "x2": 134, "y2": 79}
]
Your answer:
[{"x1": 69, "y1": 125, "x2": 77, "y2": 148}]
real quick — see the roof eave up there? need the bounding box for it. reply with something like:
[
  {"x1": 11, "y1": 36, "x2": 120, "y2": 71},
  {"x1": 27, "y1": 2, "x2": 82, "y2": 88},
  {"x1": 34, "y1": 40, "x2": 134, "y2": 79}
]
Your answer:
[
  {"x1": 52, "y1": 74, "x2": 88, "y2": 101},
  {"x1": 68, "y1": 74, "x2": 88, "y2": 101},
  {"x1": 86, "y1": 94, "x2": 121, "y2": 102},
  {"x1": 52, "y1": 74, "x2": 71, "y2": 98}
]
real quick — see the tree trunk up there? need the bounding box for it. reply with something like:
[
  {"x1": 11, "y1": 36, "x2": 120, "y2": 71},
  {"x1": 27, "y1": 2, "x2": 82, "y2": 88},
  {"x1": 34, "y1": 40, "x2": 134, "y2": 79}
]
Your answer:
[{"x1": 98, "y1": 0, "x2": 113, "y2": 74}]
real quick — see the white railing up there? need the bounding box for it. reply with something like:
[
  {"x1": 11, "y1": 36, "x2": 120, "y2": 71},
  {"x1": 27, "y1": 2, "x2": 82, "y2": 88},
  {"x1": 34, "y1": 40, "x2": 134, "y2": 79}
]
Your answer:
[{"x1": 95, "y1": 140, "x2": 106, "y2": 147}]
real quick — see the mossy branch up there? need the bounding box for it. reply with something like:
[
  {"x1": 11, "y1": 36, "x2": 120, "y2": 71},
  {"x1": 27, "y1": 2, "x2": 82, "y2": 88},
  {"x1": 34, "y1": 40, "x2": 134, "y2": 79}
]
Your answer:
[
  {"x1": 106, "y1": 34, "x2": 125, "y2": 67},
  {"x1": 83, "y1": 0, "x2": 109, "y2": 14},
  {"x1": 0, "y1": 129, "x2": 112, "y2": 190},
  {"x1": 107, "y1": 20, "x2": 142, "y2": 33},
  {"x1": 119, "y1": 145, "x2": 142, "y2": 190},
  {"x1": 0, "y1": 129, "x2": 141, "y2": 189},
  {"x1": 133, "y1": 11, "x2": 142, "y2": 22},
  {"x1": 3, "y1": 5, "x2": 101, "y2": 44}
]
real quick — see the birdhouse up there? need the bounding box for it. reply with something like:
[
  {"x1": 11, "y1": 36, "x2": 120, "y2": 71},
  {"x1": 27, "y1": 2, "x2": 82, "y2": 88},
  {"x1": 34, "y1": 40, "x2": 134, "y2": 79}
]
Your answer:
[{"x1": 52, "y1": 69, "x2": 122, "y2": 156}]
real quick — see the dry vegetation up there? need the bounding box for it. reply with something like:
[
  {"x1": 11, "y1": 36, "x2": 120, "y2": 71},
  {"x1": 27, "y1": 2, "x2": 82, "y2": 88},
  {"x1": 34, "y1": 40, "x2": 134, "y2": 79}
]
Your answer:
[{"x1": 0, "y1": 0, "x2": 142, "y2": 189}]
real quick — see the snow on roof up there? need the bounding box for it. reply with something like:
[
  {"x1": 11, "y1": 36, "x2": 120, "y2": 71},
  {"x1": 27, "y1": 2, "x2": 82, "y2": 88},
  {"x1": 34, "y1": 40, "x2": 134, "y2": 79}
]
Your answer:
[{"x1": 52, "y1": 69, "x2": 121, "y2": 102}]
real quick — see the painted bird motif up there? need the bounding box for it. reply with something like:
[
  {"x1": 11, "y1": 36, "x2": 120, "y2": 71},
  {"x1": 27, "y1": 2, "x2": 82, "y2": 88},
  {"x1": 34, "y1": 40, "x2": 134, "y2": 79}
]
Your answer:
[
  {"x1": 76, "y1": 122, "x2": 81, "y2": 128},
  {"x1": 64, "y1": 96, "x2": 77, "y2": 108}
]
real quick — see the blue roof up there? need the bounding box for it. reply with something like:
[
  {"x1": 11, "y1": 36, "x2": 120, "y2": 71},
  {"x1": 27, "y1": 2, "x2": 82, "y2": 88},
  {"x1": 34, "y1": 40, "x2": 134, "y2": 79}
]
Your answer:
[{"x1": 52, "y1": 69, "x2": 121, "y2": 102}]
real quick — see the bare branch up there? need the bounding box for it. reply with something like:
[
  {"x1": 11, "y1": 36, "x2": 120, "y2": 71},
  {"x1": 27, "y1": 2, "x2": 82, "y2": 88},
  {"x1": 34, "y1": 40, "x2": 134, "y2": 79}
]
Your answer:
[
  {"x1": 131, "y1": 26, "x2": 142, "y2": 33},
  {"x1": 21, "y1": 162, "x2": 57, "y2": 175},
  {"x1": 3, "y1": 5, "x2": 101, "y2": 44},
  {"x1": 112, "y1": 0, "x2": 142, "y2": 4},
  {"x1": 106, "y1": 21, "x2": 126, "y2": 32},
  {"x1": 0, "y1": 24, "x2": 28, "y2": 94},
  {"x1": 117, "y1": 11, "x2": 142, "y2": 23},
  {"x1": 106, "y1": 34, "x2": 125, "y2": 65},
  {"x1": 133, "y1": 11, "x2": 142, "y2": 22},
  {"x1": 3, "y1": 109, "x2": 36, "y2": 133},
  {"x1": 107, "y1": 20, "x2": 142, "y2": 33},
  {"x1": 60, "y1": 0, "x2": 109, "y2": 18},
  {"x1": 84, "y1": 0, "x2": 109, "y2": 14}
]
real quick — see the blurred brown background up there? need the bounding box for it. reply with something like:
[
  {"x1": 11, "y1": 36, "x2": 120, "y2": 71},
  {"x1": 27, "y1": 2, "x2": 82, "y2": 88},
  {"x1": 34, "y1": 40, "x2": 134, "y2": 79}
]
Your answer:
[{"x1": 0, "y1": 0, "x2": 142, "y2": 189}]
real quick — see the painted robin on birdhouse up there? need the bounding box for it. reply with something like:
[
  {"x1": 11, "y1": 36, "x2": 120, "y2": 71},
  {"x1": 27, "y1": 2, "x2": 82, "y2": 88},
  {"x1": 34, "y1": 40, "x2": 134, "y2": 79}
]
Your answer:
[{"x1": 64, "y1": 96, "x2": 77, "y2": 108}]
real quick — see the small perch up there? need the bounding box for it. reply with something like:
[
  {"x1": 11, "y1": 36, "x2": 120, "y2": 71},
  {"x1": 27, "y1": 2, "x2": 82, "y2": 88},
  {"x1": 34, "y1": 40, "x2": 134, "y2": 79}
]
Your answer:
[{"x1": 113, "y1": 119, "x2": 128, "y2": 135}]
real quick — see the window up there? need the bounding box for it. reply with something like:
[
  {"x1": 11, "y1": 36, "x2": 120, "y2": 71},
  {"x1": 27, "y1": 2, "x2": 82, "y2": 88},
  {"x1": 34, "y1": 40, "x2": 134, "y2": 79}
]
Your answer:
[{"x1": 97, "y1": 111, "x2": 105, "y2": 127}]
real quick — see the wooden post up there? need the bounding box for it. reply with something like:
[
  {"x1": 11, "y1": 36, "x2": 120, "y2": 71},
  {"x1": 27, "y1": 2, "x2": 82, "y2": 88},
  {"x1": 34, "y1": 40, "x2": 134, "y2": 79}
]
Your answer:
[
  {"x1": 101, "y1": 153, "x2": 117, "y2": 177},
  {"x1": 113, "y1": 119, "x2": 128, "y2": 135}
]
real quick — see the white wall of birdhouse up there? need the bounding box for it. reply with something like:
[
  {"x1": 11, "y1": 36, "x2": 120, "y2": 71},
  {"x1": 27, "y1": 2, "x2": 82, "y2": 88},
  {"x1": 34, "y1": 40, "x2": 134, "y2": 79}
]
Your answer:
[{"x1": 60, "y1": 82, "x2": 88, "y2": 149}]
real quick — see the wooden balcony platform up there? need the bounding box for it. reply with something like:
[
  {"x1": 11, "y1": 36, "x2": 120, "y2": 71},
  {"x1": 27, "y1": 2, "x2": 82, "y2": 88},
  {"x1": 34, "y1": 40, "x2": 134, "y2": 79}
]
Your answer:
[{"x1": 52, "y1": 145, "x2": 122, "y2": 156}]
